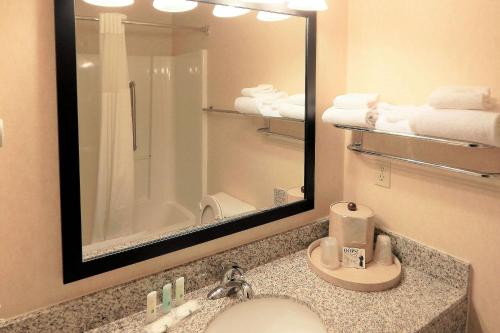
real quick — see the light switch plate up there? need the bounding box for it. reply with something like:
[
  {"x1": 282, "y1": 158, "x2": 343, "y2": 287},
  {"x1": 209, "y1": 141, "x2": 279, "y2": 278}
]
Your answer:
[{"x1": 375, "y1": 161, "x2": 391, "y2": 188}]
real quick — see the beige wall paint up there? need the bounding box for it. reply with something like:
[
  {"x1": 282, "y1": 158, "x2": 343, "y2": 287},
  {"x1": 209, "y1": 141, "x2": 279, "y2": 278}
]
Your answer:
[
  {"x1": 0, "y1": 0, "x2": 345, "y2": 319},
  {"x1": 344, "y1": 1, "x2": 500, "y2": 332}
]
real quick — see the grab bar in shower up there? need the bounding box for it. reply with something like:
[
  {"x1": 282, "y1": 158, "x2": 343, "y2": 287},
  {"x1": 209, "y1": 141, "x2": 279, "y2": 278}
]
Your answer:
[{"x1": 129, "y1": 80, "x2": 138, "y2": 151}]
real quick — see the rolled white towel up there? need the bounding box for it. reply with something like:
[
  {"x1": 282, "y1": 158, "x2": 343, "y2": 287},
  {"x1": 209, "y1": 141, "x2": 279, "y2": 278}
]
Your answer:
[
  {"x1": 428, "y1": 86, "x2": 492, "y2": 110},
  {"x1": 410, "y1": 109, "x2": 500, "y2": 147},
  {"x1": 322, "y1": 107, "x2": 379, "y2": 128},
  {"x1": 234, "y1": 97, "x2": 270, "y2": 115},
  {"x1": 333, "y1": 93, "x2": 379, "y2": 110},
  {"x1": 278, "y1": 103, "x2": 305, "y2": 120},
  {"x1": 287, "y1": 93, "x2": 306, "y2": 106},
  {"x1": 241, "y1": 84, "x2": 274, "y2": 97}
]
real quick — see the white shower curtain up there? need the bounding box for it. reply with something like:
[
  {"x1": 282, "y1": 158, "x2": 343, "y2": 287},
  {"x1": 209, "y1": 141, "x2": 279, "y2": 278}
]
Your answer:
[{"x1": 92, "y1": 13, "x2": 135, "y2": 242}]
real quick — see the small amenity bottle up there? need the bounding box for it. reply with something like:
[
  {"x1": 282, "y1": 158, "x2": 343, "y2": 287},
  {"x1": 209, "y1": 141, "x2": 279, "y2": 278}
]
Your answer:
[
  {"x1": 162, "y1": 283, "x2": 172, "y2": 314},
  {"x1": 175, "y1": 277, "x2": 185, "y2": 306}
]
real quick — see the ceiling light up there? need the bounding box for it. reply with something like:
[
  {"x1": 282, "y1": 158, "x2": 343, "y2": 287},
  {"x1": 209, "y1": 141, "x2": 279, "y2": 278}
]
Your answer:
[
  {"x1": 82, "y1": 0, "x2": 134, "y2": 7},
  {"x1": 153, "y1": 0, "x2": 198, "y2": 13},
  {"x1": 256, "y1": 11, "x2": 290, "y2": 21},
  {"x1": 287, "y1": 0, "x2": 328, "y2": 11},
  {"x1": 213, "y1": 5, "x2": 251, "y2": 18}
]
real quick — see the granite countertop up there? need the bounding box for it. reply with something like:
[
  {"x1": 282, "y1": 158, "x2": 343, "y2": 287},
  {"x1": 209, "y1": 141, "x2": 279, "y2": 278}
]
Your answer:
[{"x1": 88, "y1": 249, "x2": 467, "y2": 333}]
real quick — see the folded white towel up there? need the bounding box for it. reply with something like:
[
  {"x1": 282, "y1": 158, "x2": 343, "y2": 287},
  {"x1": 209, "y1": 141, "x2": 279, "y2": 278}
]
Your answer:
[
  {"x1": 234, "y1": 97, "x2": 282, "y2": 118},
  {"x1": 278, "y1": 103, "x2": 305, "y2": 120},
  {"x1": 428, "y1": 86, "x2": 492, "y2": 110},
  {"x1": 252, "y1": 91, "x2": 288, "y2": 102},
  {"x1": 287, "y1": 93, "x2": 306, "y2": 106},
  {"x1": 322, "y1": 107, "x2": 378, "y2": 128},
  {"x1": 410, "y1": 109, "x2": 500, "y2": 147},
  {"x1": 241, "y1": 84, "x2": 274, "y2": 97},
  {"x1": 333, "y1": 93, "x2": 379, "y2": 110},
  {"x1": 234, "y1": 97, "x2": 269, "y2": 115},
  {"x1": 375, "y1": 115, "x2": 414, "y2": 134}
]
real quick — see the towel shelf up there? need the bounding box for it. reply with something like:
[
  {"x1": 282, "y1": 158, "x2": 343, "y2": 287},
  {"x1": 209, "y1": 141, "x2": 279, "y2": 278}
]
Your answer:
[
  {"x1": 334, "y1": 124, "x2": 494, "y2": 148},
  {"x1": 202, "y1": 107, "x2": 304, "y2": 123},
  {"x1": 335, "y1": 124, "x2": 500, "y2": 179}
]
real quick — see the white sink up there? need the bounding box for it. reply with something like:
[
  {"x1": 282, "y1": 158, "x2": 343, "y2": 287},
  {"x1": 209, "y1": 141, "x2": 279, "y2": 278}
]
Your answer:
[{"x1": 205, "y1": 297, "x2": 327, "y2": 333}]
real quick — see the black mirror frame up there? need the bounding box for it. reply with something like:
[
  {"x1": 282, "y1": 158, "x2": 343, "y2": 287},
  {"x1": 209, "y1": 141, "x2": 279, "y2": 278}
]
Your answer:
[{"x1": 54, "y1": 0, "x2": 316, "y2": 283}]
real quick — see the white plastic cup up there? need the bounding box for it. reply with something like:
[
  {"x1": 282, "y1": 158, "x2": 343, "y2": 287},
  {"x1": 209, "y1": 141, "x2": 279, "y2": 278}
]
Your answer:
[
  {"x1": 374, "y1": 235, "x2": 394, "y2": 265},
  {"x1": 320, "y1": 237, "x2": 340, "y2": 270}
]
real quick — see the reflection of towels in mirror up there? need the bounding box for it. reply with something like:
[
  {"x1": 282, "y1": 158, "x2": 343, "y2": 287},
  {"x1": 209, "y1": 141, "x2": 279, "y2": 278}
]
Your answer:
[
  {"x1": 234, "y1": 97, "x2": 282, "y2": 117},
  {"x1": 241, "y1": 84, "x2": 274, "y2": 97},
  {"x1": 278, "y1": 103, "x2": 305, "y2": 121}
]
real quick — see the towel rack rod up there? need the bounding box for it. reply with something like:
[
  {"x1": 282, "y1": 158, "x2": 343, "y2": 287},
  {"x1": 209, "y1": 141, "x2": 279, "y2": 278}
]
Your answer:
[
  {"x1": 202, "y1": 107, "x2": 304, "y2": 123},
  {"x1": 348, "y1": 143, "x2": 499, "y2": 178},
  {"x1": 257, "y1": 128, "x2": 304, "y2": 143},
  {"x1": 335, "y1": 124, "x2": 494, "y2": 149}
]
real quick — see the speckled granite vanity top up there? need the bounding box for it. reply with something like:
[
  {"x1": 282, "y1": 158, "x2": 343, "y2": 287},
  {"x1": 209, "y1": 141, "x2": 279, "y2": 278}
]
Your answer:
[{"x1": 89, "y1": 249, "x2": 468, "y2": 333}]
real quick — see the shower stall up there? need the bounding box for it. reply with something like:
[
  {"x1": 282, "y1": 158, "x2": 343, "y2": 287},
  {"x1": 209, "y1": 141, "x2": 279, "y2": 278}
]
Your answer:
[{"x1": 76, "y1": 48, "x2": 207, "y2": 253}]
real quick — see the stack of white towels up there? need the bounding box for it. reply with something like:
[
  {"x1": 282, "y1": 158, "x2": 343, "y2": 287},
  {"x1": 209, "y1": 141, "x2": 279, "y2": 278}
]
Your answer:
[
  {"x1": 322, "y1": 87, "x2": 500, "y2": 147},
  {"x1": 234, "y1": 84, "x2": 305, "y2": 120}
]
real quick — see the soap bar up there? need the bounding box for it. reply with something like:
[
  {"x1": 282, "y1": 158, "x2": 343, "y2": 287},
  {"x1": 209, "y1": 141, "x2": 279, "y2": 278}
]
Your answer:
[{"x1": 342, "y1": 247, "x2": 366, "y2": 269}]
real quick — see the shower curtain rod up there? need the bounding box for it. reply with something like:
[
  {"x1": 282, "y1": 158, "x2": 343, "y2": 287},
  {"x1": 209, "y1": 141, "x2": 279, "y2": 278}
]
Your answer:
[{"x1": 75, "y1": 16, "x2": 210, "y2": 34}]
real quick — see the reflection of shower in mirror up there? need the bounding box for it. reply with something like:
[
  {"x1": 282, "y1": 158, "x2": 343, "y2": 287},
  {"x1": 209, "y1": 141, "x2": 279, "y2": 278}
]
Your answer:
[{"x1": 74, "y1": 0, "x2": 307, "y2": 259}]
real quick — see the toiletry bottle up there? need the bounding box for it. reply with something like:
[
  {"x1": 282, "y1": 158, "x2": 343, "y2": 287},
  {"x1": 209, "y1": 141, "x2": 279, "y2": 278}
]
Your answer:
[
  {"x1": 175, "y1": 277, "x2": 185, "y2": 306},
  {"x1": 163, "y1": 283, "x2": 172, "y2": 314},
  {"x1": 146, "y1": 291, "x2": 158, "y2": 323}
]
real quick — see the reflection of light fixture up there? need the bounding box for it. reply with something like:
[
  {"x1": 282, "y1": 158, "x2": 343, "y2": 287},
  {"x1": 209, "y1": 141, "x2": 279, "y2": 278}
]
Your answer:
[
  {"x1": 80, "y1": 61, "x2": 95, "y2": 68},
  {"x1": 83, "y1": 0, "x2": 134, "y2": 7},
  {"x1": 153, "y1": 0, "x2": 198, "y2": 13},
  {"x1": 213, "y1": 5, "x2": 251, "y2": 18},
  {"x1": 287, "y1": 0, "x2": 328, "y2": 11},
  {"x1": 257, "y1": 11, "x2": 290, "y2": 21}
]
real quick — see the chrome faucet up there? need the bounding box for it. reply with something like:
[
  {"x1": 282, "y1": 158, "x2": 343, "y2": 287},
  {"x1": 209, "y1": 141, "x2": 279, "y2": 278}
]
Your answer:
[{"x1": 207, "y1": 262, "x2": 254, "y2": 300}]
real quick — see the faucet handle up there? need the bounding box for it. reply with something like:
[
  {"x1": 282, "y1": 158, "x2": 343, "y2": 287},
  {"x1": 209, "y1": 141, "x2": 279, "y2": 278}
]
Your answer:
[{"x1": 221, "y1": 262, "x2": 245, "y2": 285}]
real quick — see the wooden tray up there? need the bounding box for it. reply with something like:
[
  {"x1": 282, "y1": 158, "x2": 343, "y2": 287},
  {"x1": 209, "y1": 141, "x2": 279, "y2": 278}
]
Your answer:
[{"x1": 307, "y1": 238, "x2": 402, "y2": 292}]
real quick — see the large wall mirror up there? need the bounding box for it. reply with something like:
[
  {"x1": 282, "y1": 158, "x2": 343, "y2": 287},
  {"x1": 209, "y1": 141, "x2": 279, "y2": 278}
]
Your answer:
[{"x1": 54, "y1": 0, "x2": 316, "y2": 282}]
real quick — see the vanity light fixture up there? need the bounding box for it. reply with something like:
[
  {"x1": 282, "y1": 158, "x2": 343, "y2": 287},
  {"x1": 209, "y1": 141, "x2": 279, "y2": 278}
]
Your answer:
[
  {"x1": 153, "y1": 0, "x2": 198, "y2": 13},
  {"x1": 213, "y1": 5, "x2": 251, "y2": 18},
  {"x1": 287, "y1": 0, "x2": 328, "y2": 11},
  {"x1": 256, "y1": 11, "x2": 290, "y2": 21},
  {"x1": 82, "y1": 0, "x2": 134, "y2": 7}
]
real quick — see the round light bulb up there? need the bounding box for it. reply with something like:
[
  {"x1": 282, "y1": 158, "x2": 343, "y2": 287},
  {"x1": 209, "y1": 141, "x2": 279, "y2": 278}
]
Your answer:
[
  {"x1": 213, "y1": 5, "x2": 251, "y2": 18},
  {"x1": 287, "y1": 0, "x2": 328, "y2": 11},
  {"x1": 256, "y1": 11, "x2": 290, "y2": 22},
  {"x1": 83, "y1": 0, "x2": 134, "y2": 7},
  {"x1": 153, "y1": 0, "x2": 198, "y2": 13}
]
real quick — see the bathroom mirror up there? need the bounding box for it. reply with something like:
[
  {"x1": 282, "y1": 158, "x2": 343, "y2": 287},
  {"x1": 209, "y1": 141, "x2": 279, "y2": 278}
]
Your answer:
[{"x1": 55, "y1": 0, "x2": 316, "y2": 282}]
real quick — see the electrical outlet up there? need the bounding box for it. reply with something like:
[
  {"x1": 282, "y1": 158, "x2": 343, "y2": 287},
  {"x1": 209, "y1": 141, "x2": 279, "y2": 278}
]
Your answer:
[{"x1": 375, "y1": 161, "x2": 391, "y2": 188}]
